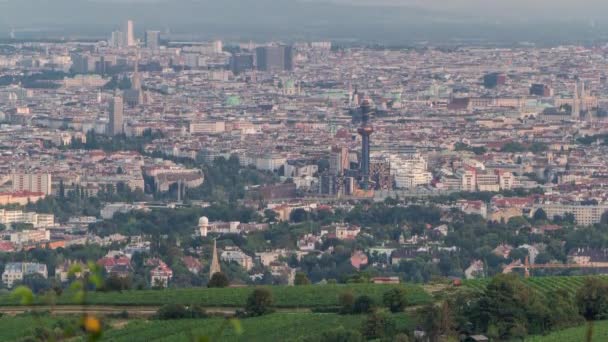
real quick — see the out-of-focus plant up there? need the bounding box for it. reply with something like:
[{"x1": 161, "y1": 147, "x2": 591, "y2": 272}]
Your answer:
[{"x1": 10, "y1": 261, "x2": 106, "y2": 341}]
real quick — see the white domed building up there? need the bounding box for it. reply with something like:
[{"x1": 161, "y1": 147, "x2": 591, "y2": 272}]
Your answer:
[{"x1": 198, "y1": 216, "x2": 209, "y2": 237}]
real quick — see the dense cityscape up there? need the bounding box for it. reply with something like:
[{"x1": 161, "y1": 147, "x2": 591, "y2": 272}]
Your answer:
[{"x1": 3, "y1": 6, "x2": 608, "y2": 342}]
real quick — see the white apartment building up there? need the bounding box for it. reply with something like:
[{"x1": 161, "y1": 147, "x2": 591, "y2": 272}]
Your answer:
[
  {"x1": 239, "y1": 153, "x2": 286, "y2": 172},
  {"x1": 11, "y1": 173, "x2": 52, "y2": 195},
  {"x1": 390, "y1": 154, "x2": 432, "y2": 189},
  {"x1": 2, "y1": 262, "x2": 48, "y2": 287},
  {"x1": 189, "y1": 121, "x2": 226, "y2": 134},
  {"x1": 9, "y1": 229, "x2": 51, "y2": 245},
  {"x1": 221, "y1": 247, "x2": 254, "y2": 271},
  {"x1": 0, "y1": 209, "x2": 55, "y2": 228},
  {"x1": 534, "y1": 204, "x2": 608, "y2": 226}
]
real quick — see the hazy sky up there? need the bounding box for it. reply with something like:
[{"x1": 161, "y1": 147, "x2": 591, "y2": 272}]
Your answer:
[{"x1": 0, "y1": 0, "x2": 605, "y2": 43}]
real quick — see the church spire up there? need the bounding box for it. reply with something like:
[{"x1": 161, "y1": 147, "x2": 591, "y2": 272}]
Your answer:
[{"x1": 209, "y1": 239, "x2": 221, "y2": 278}]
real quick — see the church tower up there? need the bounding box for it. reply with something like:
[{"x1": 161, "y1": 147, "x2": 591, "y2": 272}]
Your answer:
[{"x1": 209, "y1": 239, "x2": 221, "y2": 278}]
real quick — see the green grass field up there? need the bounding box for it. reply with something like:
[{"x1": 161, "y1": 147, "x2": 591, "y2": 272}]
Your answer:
[
  {"x1": 526, "y1": 321, "x2": 608, "y2": 342},
  {"x1": 464, "y1": 275, "x2": 608, "y2": 297},
  {"x1": 0, "y1": 284, "x2": 432, "y2": 309},
  {"x1": 0, "y1": 312, "x2": 413, "y2": 342},
  {"x1": 0, "y1": 314, "x2": 72, "y2": 341},
  {"x1": 100, "y1": 312, "x2": 414, "y2": 342}
]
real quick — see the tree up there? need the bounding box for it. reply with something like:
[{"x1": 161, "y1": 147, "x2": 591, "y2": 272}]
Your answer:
[
  {"x1": 353, "y1": 295, "x2": 375, "y2": 314},
  {"x1": 576, "y1": 277, "x2": 608, "y2": 321},
  {"x1": 103, "y1": 275, "x2": 132, "y2": 292},
  {"x1": 339, "y1": 291, "x2": 355, "y2": 314},
  {"x1": 383, "y1": 288, "x2": 407, "y2": 313},
  {"x1": 418, "y1": 304, "x2": 442, "y2": 342},
  {"x1": 15, "y1": 274, "x2": 52, "y2": 294},
  {"x1": 533, "y1": 208, "x2": 548, "y2": 221},
  {"x1": 207, "y1": 272, "x2": 229, "y2": 288},
  {"x1": 290, "y1": 208, "x2": 309, "y2": 223},
  {"x1": 294, "y1": 272, "x2": 311, "y2": 286},
  {"x1": 263, "y1": 209, "x2": 278, "y2": 222},
  {"x1": 245, "y1": 288, "x2": 274, "y2": 316},
  {"x1": 360, "y1": 310, "x2": 395, "y2": 340}
]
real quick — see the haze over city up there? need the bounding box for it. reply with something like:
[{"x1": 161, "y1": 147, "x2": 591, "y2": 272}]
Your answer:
[{"x1": 1, "y1": 0, "x2": 607, "y2": 43}]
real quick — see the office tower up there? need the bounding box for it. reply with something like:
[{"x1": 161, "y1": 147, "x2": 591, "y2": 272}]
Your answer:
[
  {"x1": 126, "y1": 20, "x2": 135, "y2": 47},
  {"x1": 108, "y1": 95, "x2": 124, "y2": 135},
  {"x1": 255, "y1": 45, "x2": 294, "y2": 72},
  {"x1": 70, "y1": 54, "x2": 89, "y2": 74},
  {"x1": 284, "y1": 45, "x2": 294, "y2": 71},
  {"x1": 11, "y1": 173, "x2": 52, "y2": 195},
  {"x1": 329, "y1": 146, "x2": 349, "y2": 176},
  {"x1": 483, "y1": 72, "x2": 506, "y2": 88},
  {"x1": 145, "y1": 30, "x2": 160, "y2": 50},
  {"x1": 213, "y1": 40, "x2": 223, "y2": 54},
  {"x1": 110, "y1": 30, "x2": 125, "y2": 48},
  {"x1": 230, "y1": 53, "x2": 255, "y2": 74},
  {"x1": 357, "y1": 99, "x2": 374, "y2": 190}
]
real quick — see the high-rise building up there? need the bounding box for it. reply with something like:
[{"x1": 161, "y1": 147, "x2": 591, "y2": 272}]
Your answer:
[
  {"x1": 255, "y1": 45, "x2": 294, "y2": 72},
  {"x1": 213, "y1": 40, "x2": 223, "y2": 54},
  {"x1": 230, "y1": 53, "x2": 255, "y2": 74},
  {"x1": 70, "y1": 54, "x2": 89, "y2": 74},
  {"x1": 329, "y1": 146, "x2": 349, "y2": 176},
  {"x1": 110, "y1": 30, "x2": 125, "y2": 48},
  {"x1": 145, "y1": 30, "x2": 160, "y2": 50},
  {"x1": 357, "y1": 99, "x2": 374, "y2": 190},
  {"x1": 125, "y1": 20, "x2": 135, "y2": 47},
  {"x1": 108, "y1": 95, "x2": 124, "y2": 135},
  {"x1": 483, "y1": 72, "x2": 506, "y2": 88},
  {"x1": 11, "y1": 173, "x2": 52, "y2": 195}
]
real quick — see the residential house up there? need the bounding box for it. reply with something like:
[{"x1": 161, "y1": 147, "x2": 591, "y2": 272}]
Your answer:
[
  {"x1": 350, "y1": 251, "x2": 369, "y2": 270},
  {"x1": 97, "y1": 255, "x2": 132, "y2": 278},
  {"x1": 55, "y1": 260, "x2": 88, "y2": 283},
  {"x1": 221, "y1": 247, "x2": 254, "y2": 271},
  {"x1": 335, "y1": 224, "x2": 361, "y2": 240},
  {"x1": 182, "y1": 256, "x2": 202, "y2": 275},
  {"x1": 465, "y1": 260, "x2": 484, "y2": 279},
  {"x1": 568, "y1": 248, "x2": 608, "y2": 267},
  {"x1": 150, "y1": 262, "x2": 173, "y2": 288}
]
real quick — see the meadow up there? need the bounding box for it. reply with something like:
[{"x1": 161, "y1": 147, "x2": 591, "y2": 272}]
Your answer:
[
  {"x1": 0, "y1": 312, "x2": 413, "y2": 341},
  {"x1": 526, "y1": 320, "x2": 608, "y2": 342}
]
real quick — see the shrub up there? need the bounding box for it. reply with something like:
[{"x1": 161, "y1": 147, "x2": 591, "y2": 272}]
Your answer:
[
  {"x1": 156, "y1": 304, "x2": 188, "y2": 320},
  {"x1": 338, "y1": 291, "x2": 355, "y2": 314},
  {"x1": 295, "y1": 272, "x2": 311, "y2": 286},
  {"x1": 576, "y1": 277, "x2": 608, "y2": 320},
  {"x1": 245, "y1": 288, "x2": 274, "y2": 316},
  {"x1": 155, "y1": 304, "x2": 208, "y2": 320},
  {"x1": 361, "y1": 310, "x2": 395, "y2": 340},
  {"x1": 208, "y1": 272, "x2": 229, "y2": 288},
  {"x1": 353, "y1": 295, "x2": 375, "y2": 314},
  {"x1": 383, "y1": 288, "x2": 407, "y2": 313}
]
